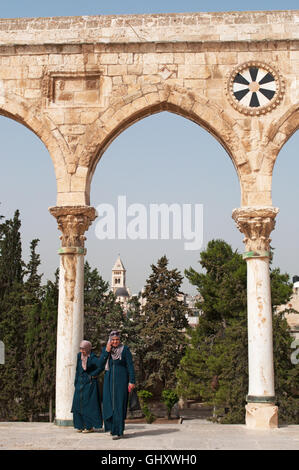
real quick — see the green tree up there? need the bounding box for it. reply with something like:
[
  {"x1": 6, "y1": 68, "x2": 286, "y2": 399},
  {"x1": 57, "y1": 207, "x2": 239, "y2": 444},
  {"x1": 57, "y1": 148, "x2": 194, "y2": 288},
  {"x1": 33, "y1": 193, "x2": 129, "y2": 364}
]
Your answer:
[
  {"x1": 22, "y1": 239, "x2": 44, "y2": 420},
  {"x1": 140, "y1": 255, "x2": 188, "y2": 396},
  {"x1": 22, "y1": 267, "x2": 59, "y2": 422},
  {"x1": 123, "y1": 294, "x2": 147, "y2": 388},
  {"x1": 177, "y1": 239, "x2": 298, "y2": 424},
  {"x1": 38, "y1": 274, "x2": 58, "y2": 421},
  {"x1": 137, "y1": 390, "x2": 156, "y2": 423},
  {"x1": 0, "y1": 210, "x2": 26, "y2": 420},
  {"x1": 185, "y1": 239, "x2": 247, "y2": 332},
  {"x1": 23, "y1": 239, "x2": 43, "y2": 302},
  {"x1": 0, "y1": 210, "x2": 24, "y2": 299},
  {"x1": 0, "y1": 210, "x2": 59, "y2": 422},
  {"x1": 0, "y1": 283, "x2": 27, "y2": 420},
  {"x1": 161, "y1": 389, "x2": 179, "y2": 419}
]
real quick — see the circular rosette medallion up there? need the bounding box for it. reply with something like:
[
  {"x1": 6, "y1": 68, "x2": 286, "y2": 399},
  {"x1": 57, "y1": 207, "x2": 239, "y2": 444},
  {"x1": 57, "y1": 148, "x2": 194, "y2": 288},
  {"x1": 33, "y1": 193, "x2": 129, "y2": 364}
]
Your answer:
[{"x1": 227, "y1": 62, "x2": 284, "y2": 115}]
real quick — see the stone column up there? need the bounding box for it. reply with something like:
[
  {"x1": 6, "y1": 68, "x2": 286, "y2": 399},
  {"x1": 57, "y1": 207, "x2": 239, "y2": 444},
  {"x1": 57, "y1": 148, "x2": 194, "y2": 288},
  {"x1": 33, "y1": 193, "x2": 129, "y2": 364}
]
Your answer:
[
  {"x1": 232, "y1": 206, "x2": 279, "y2": 429},
  {"x1": 49, "y1": 205, "x2": 97, "y2": 426}
]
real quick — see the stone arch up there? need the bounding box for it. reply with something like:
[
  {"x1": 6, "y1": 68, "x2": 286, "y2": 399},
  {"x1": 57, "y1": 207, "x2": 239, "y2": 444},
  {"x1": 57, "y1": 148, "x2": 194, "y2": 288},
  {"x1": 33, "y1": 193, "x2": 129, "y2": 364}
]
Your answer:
[
  {"x1": 0, "y1": 91, "x2": 69, "y2": 198},
  {"x1": 250, "y1": 105, "x2": 299, "y2": 206},
  {"x1": 263, "y1": 104, "x2": 299, "y2": 176},
  {"x1": 80, "y1": 84, "x2": 247, "y2": 203}
]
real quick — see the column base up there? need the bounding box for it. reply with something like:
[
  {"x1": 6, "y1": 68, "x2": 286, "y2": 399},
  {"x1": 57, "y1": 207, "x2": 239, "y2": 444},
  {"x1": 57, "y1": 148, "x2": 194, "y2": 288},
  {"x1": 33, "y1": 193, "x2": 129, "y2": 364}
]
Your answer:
[
  {"x1": 54, "y1": 418, "x2": 74, "y2": 427},
  {"x1": 245, "y1": 403, "x2": 278, "y2": 429}
]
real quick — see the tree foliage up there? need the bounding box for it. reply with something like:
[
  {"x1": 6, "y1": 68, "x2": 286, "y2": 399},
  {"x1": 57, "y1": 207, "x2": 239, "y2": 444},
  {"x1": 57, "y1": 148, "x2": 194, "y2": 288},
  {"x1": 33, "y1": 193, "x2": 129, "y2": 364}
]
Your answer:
[
  {"x1": 0, "y1": 210, "x2": 58, "y2": 421},
  {"x1": 138, "y1": 255, "x2": 189, "y2": 396},
  {"x1": 1, "y1": 206, "x2": 297, "y2": 426},
  {"x1": 177, "y1": 239, "x2": 298, "y2": 424}
]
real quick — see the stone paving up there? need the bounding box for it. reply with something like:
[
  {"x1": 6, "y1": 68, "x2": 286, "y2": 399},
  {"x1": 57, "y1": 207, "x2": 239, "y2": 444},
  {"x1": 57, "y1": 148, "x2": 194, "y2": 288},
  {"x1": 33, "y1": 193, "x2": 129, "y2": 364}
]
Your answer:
[{"x1": 0, "y1": 420, "x2": 298, "y2": 450}]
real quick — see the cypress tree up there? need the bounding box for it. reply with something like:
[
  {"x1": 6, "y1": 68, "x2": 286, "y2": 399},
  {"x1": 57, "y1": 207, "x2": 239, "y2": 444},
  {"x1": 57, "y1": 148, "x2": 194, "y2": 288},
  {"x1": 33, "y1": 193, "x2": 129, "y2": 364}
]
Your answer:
[
  {"x1": 0, "y1": 210, "x2": 25, "y2": 420},
  {"x1": 24, "y1": 239, "x2": 43, "y2": 302},
  {"x1": 23, "y1": 239, "x2": 44, "y2": 420},
  {"x1": 38, "y1": 274, "x2": 58, "y2": 421},
  {"x1": 140, "y1": 255, "x2": 188, "y2": 396},
  {"x1": 0, "y1": 210, "x2": 23, "y2": 299},
  {"x1": 0, "y1": 211, "x2": 59, "y2": 421}
]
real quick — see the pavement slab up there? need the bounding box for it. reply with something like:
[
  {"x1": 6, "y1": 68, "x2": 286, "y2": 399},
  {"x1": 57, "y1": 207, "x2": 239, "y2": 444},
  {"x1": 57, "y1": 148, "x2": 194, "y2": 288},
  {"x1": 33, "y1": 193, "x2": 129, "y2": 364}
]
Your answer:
[{"x1": 0, "y1": 420, "x2": 298, "y2": 451}]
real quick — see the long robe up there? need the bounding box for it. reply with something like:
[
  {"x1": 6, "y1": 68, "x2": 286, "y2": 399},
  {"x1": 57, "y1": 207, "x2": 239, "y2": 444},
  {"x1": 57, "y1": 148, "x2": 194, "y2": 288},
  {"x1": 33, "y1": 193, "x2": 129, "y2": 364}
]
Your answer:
[
  {"x1": 101, "y1": 345, "x2": 135, "y2": 436},
  {"x1": 71, "y1": 350, "x2": 109, "y2": 430}
]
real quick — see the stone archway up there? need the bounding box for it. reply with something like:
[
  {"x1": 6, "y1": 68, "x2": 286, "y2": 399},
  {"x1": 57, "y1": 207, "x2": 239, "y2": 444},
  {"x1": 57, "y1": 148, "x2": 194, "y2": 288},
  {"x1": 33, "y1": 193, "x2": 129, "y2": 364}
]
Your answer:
[
  {"x1": 81, "y1": 83, "x2": 245, "y2": 204},
  {"x1": 0, "y1": 9, "x2": 298, "y2": 429},
  {"x1": 0, "y1": 91, "x2": 70, "y2": 194},
  {"x1": 262, "y1": 104, "x2": 299, "y2": 176}
]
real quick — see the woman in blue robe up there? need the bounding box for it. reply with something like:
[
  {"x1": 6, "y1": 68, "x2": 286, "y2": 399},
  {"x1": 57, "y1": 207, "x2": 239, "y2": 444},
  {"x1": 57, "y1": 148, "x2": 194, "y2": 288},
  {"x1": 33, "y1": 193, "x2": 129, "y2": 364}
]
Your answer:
[
  {"x1": 71, "y1": 340, "x2": 109, "y2": 432},
  {"x1": 100, "y1": 331, "x2": 136, "y2": 439}
]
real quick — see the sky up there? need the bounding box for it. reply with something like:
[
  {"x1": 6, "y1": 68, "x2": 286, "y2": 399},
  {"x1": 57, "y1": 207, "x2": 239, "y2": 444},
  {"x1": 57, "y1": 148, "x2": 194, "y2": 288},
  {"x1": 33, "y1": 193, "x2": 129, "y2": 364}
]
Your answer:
[
  {"x1": 0, "y1": 1, "x2": 298, "y2": 295},
  {"x1": 1, "y1": 0, "x2": 298, "y2": 18}
]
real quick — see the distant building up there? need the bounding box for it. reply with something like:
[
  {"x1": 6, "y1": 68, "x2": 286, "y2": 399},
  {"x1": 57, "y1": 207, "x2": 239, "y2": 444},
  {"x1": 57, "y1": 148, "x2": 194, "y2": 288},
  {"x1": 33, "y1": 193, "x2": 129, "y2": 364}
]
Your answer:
[
  {"x1": 110, "y1": 256, "x2": 201, "y2": 325},
  {"x1": 110, "y1": 257, "x2": 299, "y2": 338},
  {"x1": 184, "y1": 294, "x2": 203, "y2": 328},
  {"x1": 111, "y1": 255, "x2": 131, "y2": 313}
]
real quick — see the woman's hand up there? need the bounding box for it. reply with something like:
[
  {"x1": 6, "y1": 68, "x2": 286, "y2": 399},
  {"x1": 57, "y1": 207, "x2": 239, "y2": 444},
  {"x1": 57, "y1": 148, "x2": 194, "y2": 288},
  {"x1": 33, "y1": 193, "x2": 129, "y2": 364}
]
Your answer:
[
  {"x1": 106, "y1": 341, "x2": 112, "y2": 353},
  {"x1": 128, "y1": 383, "x2": 135, "y2": 393}
]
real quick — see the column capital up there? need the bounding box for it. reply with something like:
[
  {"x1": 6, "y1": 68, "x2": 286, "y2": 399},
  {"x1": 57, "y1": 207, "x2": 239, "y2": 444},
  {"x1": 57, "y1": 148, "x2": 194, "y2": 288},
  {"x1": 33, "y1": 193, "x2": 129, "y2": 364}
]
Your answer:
[
  {"x1": 232, "y1": 206, "x2": 279, "y2": 256},
  {"x1": 49, "y1": 205, "x2": 97, "y2": 249}
]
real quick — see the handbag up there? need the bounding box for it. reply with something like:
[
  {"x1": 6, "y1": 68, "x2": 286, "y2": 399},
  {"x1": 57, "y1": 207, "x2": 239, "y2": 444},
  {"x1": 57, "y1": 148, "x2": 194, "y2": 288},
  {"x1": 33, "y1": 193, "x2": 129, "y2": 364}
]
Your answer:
[{"x1": 128, "y1": 388, "x2": 141, "y2": 412}]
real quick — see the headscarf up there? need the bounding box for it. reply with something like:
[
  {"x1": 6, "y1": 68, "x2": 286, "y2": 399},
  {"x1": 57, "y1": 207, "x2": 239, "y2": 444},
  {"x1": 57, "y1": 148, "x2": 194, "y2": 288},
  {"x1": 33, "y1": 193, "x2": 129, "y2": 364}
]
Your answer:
[
  {"x1": 105, "y1": 331, "x2": 124, "y2": 371},
  {"x1": 80, "y1": 340, "x2": 92, "y2": 371}
]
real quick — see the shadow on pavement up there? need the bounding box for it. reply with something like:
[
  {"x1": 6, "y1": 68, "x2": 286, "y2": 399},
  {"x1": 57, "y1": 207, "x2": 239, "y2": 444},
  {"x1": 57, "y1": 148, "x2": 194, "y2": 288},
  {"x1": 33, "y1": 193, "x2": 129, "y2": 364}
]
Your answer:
[{"x1": 124, "y1": 428, "x2": 179, "y2": 439}]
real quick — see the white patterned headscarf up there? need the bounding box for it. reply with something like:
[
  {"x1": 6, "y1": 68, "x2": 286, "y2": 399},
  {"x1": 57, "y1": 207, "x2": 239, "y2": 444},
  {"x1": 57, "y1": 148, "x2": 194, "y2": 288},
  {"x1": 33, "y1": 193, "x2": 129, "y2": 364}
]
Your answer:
[{"x1": 105, "y1": 331, "x2": 124, "y2": 371}]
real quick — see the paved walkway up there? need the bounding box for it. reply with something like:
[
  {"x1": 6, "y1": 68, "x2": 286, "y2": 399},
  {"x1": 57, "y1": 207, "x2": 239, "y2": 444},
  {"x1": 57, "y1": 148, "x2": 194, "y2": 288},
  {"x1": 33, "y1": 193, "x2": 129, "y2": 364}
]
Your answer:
[{"x1": 0, "y1": 420, "x2": 298, "y2": 450}]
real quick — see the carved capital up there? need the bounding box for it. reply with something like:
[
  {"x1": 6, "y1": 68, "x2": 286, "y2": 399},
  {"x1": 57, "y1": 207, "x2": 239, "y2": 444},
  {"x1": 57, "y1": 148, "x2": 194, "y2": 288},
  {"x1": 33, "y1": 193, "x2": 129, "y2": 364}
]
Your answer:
[
  {"x1": 49, "y1": 206, "x2": 97, "y2": 248},
  {"x1": 232, "y1": 206, "x2": 279, "y2": 255}
]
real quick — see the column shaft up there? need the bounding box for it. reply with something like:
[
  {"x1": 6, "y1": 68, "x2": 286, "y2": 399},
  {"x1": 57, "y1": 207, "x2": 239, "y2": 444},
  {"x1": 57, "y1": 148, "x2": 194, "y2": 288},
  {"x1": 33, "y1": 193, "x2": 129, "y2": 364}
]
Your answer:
[
  {"x1": 246, "y1": 256, "x2": 275, "y2": 398},
  {"x1": 49, "y1": 206, "x2": 97, "y2": 426},
  {"x1": 55, "y1": 251, "x2": 85, "y2": 425},
  {"x1": 233, "y1": 206, "x2": 279, "y2": 429}
]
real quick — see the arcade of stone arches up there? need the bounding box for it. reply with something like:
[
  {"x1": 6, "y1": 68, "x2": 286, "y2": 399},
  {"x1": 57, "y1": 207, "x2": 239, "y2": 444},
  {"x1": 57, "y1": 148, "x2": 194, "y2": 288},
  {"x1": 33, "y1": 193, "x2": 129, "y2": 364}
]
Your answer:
[{"x1": 0, "y1": 10, "x2": 298, "y2": 429}]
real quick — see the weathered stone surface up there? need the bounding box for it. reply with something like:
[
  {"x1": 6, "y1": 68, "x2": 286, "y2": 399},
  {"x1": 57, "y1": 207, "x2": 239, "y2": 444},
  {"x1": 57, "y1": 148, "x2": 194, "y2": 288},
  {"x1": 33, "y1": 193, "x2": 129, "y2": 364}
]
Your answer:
[
  {"x1": 246, "y1": 403, "x2": 279, "y2": 429},
  {"x1": 0, "y1": 420, "x2": 298, "y2": 450},
  {"x1": 1, "y1": 11, "x2": 298, "y2": 429},
  {"x1": 232, "y1": 206, "x2": 279, "y2": 252},
  {"x1": 0, "y1": 10, "x2": 298, "y2": 206},
  {"x1": 0, "y1": 11, "x2": 298, "y2": 45},
  {"x1": 49, "y1": 205, "x2": 97, "y2": 247}
]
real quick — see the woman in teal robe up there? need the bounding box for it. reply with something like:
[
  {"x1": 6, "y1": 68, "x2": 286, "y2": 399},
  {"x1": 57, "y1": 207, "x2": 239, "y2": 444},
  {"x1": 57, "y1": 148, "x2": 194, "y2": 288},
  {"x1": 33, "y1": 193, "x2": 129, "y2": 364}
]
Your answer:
[
  {"x1": 71, "y1": 340, "x2": 109, "y2": 432},
  {"x1": 100, "y1": 331, "x2": 136, "y2": 439}
]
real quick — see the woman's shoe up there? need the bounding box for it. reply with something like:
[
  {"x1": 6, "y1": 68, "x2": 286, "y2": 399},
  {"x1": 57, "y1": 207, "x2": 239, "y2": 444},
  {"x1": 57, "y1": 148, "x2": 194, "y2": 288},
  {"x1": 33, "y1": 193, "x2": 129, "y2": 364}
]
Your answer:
[
  {"x1": 82, "y1": 428, "x2": 94, "y2": 433},
  {"x1": 76, "y1": 429, "x2": 83, "y2": 432},
  {"x1": 112, "y1": 435, "x2": 123, "y2": 440}
]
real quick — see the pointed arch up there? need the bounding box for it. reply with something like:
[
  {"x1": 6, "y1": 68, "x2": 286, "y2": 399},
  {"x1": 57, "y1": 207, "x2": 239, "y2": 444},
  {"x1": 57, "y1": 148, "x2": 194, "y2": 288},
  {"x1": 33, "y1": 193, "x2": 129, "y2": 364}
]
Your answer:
[
  {"x1": 0, "y1": 91, "x2": 69, "y2": 186},
  {"x1": 78, "y1": 84, "x2": 246, "y2": 201},
  {"x1": 263, "y1": 104, "x2": 299, "y2": 175}
]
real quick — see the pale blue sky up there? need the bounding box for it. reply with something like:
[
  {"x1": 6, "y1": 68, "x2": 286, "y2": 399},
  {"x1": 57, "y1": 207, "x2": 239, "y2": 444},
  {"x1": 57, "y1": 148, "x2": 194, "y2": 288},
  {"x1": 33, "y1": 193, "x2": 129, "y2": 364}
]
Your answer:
[
  {"x1": 1, "y1": 0, "x2": 299, "y2": 18},
  {"x1": 0, "y1": 1, "x2": 298, "y2": 295}
]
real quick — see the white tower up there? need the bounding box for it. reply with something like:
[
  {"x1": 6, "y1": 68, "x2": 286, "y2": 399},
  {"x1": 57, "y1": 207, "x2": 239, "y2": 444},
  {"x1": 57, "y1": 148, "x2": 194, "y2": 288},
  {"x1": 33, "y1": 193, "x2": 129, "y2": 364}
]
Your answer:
[{"x1": 111, "y1": 254, "x2": 126, "y2": 294}]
